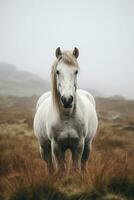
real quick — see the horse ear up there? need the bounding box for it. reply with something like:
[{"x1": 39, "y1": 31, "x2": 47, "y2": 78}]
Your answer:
[
  {"x1": 55, "y1": 47, "x2": 62, "y2": 58},
  {"x1": 73, "y1": 47, "x2": 79, "y2": 59}
]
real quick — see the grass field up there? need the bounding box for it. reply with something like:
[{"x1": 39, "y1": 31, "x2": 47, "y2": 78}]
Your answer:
[{"x1": 0, "y1": 96, "x2": 134, "y2": 200}]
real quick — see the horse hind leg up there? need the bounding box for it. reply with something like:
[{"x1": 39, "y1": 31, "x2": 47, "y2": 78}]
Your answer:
[
  {"x1": 40, "y1": 141, "x2": 54, "y2": 174},
  {"x1": 81, "y1": 139, "x2": 91, "y2": 172}
]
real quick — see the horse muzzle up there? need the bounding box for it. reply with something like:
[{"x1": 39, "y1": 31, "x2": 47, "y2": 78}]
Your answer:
[{"x1": 61, "y1": 95, "x2": 73, "y2": 108}]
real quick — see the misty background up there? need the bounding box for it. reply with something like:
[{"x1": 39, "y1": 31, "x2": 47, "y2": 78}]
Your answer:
[{"x1": 0, "y1": 0, "x2": 134, "y2": 99}]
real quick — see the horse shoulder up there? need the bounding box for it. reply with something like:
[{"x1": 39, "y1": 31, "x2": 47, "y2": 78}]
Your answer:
[
  {"x1": 34, "y1": 93, "x2": 51, "y2": 140},
  {"x1": 77, "y1": 89, "x2": 98, "y2": 139},
  {"x1": 77, "y1": 89, "x2": 96, "y2": 107},
  {"x1": 36, "y1": 91, "x2": 51, "y2": 110}
]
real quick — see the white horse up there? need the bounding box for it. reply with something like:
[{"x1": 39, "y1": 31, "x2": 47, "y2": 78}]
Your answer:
[{"x1": 34, "y1": 47, "x2": 98, "y2": 174}]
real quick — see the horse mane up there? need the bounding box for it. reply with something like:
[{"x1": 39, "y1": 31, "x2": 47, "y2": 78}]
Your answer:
[{"x1": 51, "y1": 51, "x2": 79, "y2": 113}]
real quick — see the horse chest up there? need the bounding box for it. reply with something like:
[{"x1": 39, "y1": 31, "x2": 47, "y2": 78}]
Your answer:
[{"x1": 50, "y1": 117, "x2": 85, "y2": 142}]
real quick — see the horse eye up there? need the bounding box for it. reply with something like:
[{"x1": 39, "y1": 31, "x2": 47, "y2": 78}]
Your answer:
[
  {"x1": 75, "y1": 70, "x2": 78, "y2": 75},
  {"x1": 56, "y1": 70, "x2": 59, "y2": 75}
]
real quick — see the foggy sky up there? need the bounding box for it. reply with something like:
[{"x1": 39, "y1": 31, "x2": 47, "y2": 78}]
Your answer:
[{"x1": 0, "y1": 0, "x2": 134, "y2": 98}]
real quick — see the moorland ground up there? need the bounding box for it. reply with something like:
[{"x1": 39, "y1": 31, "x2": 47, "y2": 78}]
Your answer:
[{"x1": 0, "y1": 96, "x2": 134, "y2": 200}]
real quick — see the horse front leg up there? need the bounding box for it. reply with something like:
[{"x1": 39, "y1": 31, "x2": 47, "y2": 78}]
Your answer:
[
  {"x1": 81, "y1": 139, "x2": 91, "y2": 172},
  {"x1": 72, "y1": 138, "x2": 84, "y2": 173},
  {"x1": 51, "y1": 140, "x2": 65, "y2": 174},
  {"x1": 40, "y1": 140, "x2": 54, "y2": 175}
]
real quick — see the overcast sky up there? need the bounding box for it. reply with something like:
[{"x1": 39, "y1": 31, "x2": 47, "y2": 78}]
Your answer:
[{"x1": 0, "y1": 0, "x2": 134, "y2": 98}]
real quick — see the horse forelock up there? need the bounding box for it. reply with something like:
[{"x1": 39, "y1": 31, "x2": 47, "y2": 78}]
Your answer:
[
  {"x1": 51, "y1": 51, "x2": 79, "y2": 113},
  {"x1": 61, "y1": 51, "x2": 79, "y2": 67}
]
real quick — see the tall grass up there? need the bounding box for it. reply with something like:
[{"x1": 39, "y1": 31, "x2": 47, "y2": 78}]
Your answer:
[
  {"x1": 0, "y1": 128, "x2": 133, "y2": 200},
  {"x1": 0, "y1": 96, "x2": 134, "y2": 200}
]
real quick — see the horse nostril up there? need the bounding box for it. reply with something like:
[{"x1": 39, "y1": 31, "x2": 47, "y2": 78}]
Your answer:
[
  {"x1": 61, "y1": 95, "x2": 73, "y2": 108},
  {"x1": 61, "y1": 96, "x2": 65, "y2": 103},
  {"x1": 69, "y1": 95, "x2": 73, "y2": 104}
]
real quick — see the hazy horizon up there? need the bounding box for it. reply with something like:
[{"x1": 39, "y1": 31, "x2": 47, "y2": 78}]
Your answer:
[{"x1": 0, "y1": 0, "x2": 134, "y2": 99}]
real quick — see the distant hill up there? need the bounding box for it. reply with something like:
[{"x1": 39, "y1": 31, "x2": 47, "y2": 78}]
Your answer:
[
  {"x1": 82, "y1": 87, "x2": 103, "y2": 97},
  {"x1": 0, "y1": 63, "x2": 50, "y2": 96},
  {"x1": 86, "y1": 88, "x2": 103, "y2": 98},
  {"x1": 108, "y1": 95, "x2": 126, "y2": 100},
  {"x1": 0, "y1": 62, "x2": 127, "y2": 99}
]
